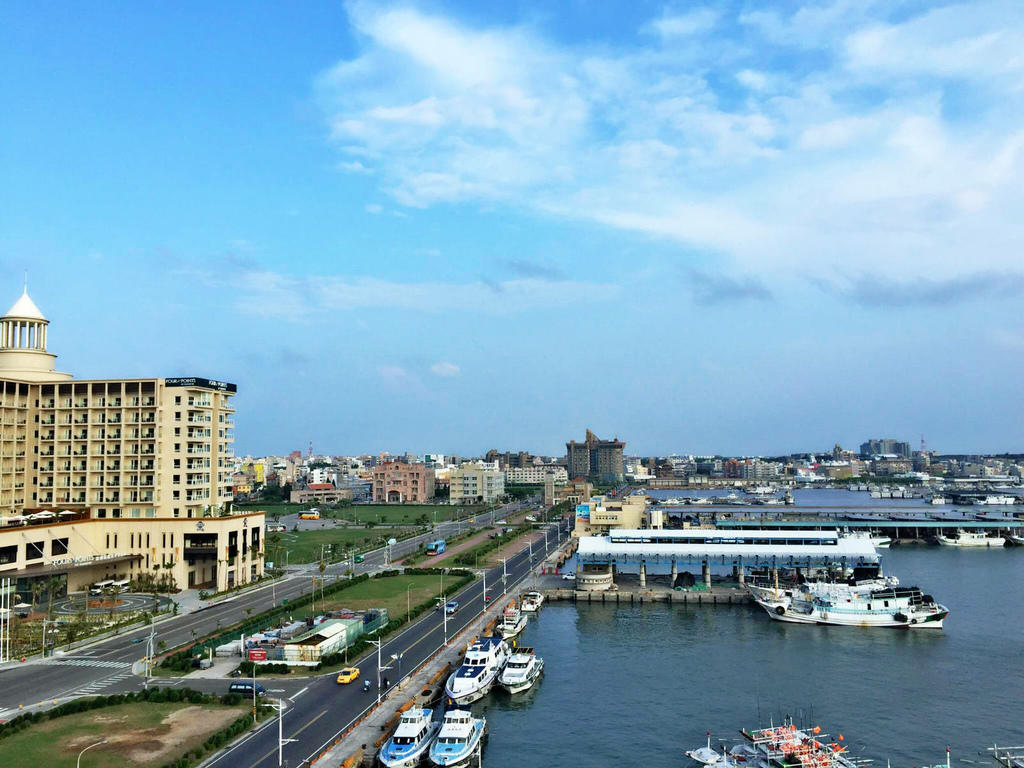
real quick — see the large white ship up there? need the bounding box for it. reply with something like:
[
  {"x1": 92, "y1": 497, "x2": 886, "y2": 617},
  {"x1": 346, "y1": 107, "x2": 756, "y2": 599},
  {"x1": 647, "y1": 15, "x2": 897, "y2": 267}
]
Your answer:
[{"x1": 748, "y1": 569, "x2": 949, "y2": 629}]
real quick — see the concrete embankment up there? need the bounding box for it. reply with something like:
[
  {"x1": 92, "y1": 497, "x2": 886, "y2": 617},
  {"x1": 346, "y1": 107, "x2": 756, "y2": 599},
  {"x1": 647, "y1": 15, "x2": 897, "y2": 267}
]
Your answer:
[{"x1": 545, "y1": 584, "x2": 753, "y2": 605}]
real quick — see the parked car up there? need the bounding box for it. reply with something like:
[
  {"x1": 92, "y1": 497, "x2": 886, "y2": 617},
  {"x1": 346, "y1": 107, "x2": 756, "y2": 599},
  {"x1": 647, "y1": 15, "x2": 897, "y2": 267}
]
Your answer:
[
  {"x1": 562, "y1": 572, "x2": 576, "y2": 581},
  {"x1": 445, "y1": 601, "x2": 460, "y2": 614},
  {"x1": 336, "y1": 667, "x2": 361, "y2": 684},
  {"x1": 494, "y1": 519, "x2": 507, "y2": 525}
]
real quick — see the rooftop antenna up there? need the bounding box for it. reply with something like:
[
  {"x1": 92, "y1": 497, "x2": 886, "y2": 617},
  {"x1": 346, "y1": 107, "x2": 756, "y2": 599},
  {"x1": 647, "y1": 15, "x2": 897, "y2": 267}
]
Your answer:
[
  {"x1": 23, "y1": 270, "x2": 28, "y2": 294},
  {"x1": 921, "y1": 435, "x2": 927, "y2": 454}
]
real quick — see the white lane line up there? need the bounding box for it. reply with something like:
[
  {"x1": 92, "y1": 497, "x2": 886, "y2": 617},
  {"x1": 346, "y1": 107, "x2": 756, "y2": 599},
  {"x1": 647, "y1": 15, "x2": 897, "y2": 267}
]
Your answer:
[{"x1": 289, "y1": 686, "x2": 309, "y2": 701}]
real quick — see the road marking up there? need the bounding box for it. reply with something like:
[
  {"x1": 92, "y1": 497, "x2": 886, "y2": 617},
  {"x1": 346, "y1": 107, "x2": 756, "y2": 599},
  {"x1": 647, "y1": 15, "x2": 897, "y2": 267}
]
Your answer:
[
  {"x1": 289, "y1": 686, "x2": 309, "y2": 701},
  {"x1": 249, "y1": 710, "x2": 327, "y2": 768}
]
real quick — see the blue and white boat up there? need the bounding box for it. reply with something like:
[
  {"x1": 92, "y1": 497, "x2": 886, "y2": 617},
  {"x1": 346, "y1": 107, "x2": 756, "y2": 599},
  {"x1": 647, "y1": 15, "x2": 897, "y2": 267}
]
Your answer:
[
  {"x1": 427, "y1": 710, "x2": 486, "y2": 768},
  {"x1": 444, "y1": 636, "x2": 510, "y2": 705},
  {"x1": 378, "y1": 707, "x2": 441, "y2": 767}
]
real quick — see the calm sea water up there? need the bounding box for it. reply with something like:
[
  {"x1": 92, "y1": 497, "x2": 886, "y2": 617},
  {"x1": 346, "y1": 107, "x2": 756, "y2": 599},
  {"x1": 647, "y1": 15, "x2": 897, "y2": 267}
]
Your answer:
[{"x1": 475, "y1": 547, "x2": 1024, "y2": 767}]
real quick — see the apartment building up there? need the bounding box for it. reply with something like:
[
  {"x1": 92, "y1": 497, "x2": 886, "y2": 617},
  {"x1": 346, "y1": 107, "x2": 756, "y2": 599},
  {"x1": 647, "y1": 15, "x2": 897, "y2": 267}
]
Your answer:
[
  {"x1": 504, "y1": 465, "x2": 568, "y2": 485},
  {"x1": 566, "y1": 429, "x2": 626, "y2": 482},
  {"x1": 372, "y1": 461, "x2": 435, "y2": 503},
  {"x1": 449, "y1": 461, "x2": 505, "y2": 505},
  {"x1": 0, "y1": 288, "x2": 263, "y2": 598}
]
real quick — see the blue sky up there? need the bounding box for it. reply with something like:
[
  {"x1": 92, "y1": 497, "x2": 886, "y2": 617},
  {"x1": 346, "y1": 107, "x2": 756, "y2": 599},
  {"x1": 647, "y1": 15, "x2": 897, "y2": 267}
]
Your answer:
[{"x1": 3, "y1": 1, "x2": 1024, "y2": 457}]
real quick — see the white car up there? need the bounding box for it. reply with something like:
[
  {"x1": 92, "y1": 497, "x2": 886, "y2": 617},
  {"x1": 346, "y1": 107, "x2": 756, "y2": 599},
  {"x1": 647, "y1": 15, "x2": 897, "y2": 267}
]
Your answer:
[
  {"x1": 525, "y1": 515, "x2": 537, "y2": 522},
  {"x1": 495, "y1": 519, "x2": 507, "y2": 525},
  {"x1": 561, "y1": 572, "x2": 576, "y2": 581}
]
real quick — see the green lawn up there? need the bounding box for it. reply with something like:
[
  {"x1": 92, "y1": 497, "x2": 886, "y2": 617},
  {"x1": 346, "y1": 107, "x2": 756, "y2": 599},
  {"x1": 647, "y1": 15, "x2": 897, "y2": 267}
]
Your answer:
[
  {"x1": 264, "y1": 528, "x2": 418, "y2": 565},
  {"x1": 298, "y1": 574, "x2": 457, "y2": 625},
  {"x1": 0, "y1": 701, "x2": 249, "y2": 768},
  {"x1": 335, "y1": 504, "x2": 485, "y2": 525}
]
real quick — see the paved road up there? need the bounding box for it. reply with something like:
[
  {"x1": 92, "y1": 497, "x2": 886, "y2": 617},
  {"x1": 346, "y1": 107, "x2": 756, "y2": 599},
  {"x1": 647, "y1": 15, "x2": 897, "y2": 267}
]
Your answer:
[
  {"x1": 201, "y1": 517, "x2": 572, "y2": 768},
  {"x1": 0, "y1": 499, "x2": 537, "y2": 718}
]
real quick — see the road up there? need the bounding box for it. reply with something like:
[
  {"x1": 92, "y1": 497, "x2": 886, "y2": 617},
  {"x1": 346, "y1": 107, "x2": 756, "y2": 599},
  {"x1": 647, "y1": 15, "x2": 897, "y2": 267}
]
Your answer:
[
  {"x1": 202, "y1": 517, "x2": 572, "y2": 768},
  {"x1": 0, "y1": 499, "x2": 537, "y2": 718}
]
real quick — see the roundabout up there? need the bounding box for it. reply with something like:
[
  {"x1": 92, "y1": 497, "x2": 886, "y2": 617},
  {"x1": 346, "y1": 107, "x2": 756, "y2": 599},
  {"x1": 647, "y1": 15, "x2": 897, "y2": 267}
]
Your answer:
[{"x1": 52, "y1": 592, "x2": 176, "y2": 616}]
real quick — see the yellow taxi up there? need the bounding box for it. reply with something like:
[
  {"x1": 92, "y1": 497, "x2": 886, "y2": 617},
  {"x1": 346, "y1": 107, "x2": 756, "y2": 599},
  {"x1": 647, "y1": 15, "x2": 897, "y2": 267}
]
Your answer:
[{"x1": 336, "y1": 667, "x2": 360, "y2": 684}]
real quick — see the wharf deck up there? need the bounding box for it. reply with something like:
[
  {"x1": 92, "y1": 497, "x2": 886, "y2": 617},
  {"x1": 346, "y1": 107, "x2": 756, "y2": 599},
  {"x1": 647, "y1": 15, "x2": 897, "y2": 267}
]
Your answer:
[{"x1": 544, "y1": 585, "x2": 753, "y2": 606}]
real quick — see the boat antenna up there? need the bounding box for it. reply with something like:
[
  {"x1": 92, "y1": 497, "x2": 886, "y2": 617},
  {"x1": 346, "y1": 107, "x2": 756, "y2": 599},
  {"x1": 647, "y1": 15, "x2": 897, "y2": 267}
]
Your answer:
[{"x1": 947, "y1": 747, "x2": 951, "y2": 768}]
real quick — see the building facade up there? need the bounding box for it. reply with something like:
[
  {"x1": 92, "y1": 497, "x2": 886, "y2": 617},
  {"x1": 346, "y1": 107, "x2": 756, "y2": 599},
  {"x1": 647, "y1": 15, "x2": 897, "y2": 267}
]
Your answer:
[
  {"x1": 565, "y1": 429, "x2": 625, "y2": 482},
  {"x1": 0, "y1": 289, "x2": 263, "y2": 598},
  {"x1": 504, "y1": 465, "x2": 568, "y2": 485},
  {"x1": 449, "y1": 462, "x2": 505, "y2": 505},
  {"x1": 372, "y1": 461, "x2": 435, "y2": 503}
]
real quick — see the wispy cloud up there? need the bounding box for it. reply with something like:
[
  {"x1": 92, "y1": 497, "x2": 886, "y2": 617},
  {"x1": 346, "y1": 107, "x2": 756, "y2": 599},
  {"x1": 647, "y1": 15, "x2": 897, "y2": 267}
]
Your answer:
[
  {"x1": 430, "y1": 361, "x2": 460, "y2": 377},
  {"x1": 317, "y1": 1, "x2": 1024, "y2": 286},
  {"x1": 686, "y1": 269, "x2": 773, "y2": 306},
  {"x1": 378, "y1": 364, "x2": 410, "y2": 382},
  {"x1": 500, "y1": 258, "x2": 565, "y2": 281},
  {"x1": 188, "y1": 264, "x2": 617, "y2": 318},
  {"x1": 816, "y1": 271, "x2": 1024, "y2": 307},
  {"x1": 365, "y1": 203, "x2": 383, "y2": 214}
]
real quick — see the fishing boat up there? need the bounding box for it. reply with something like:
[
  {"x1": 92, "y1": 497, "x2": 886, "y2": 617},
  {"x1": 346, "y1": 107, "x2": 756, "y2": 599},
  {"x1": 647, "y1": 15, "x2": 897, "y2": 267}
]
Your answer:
[
  {"x1": 990, "y1": 744, "x2": 1024, "y2": 768},
  {"x1": 444, "y1": 637, "x2": 510, "y2": 705},
  {"x1": 427, "y1": 710, "x2": 486, "y2": 768},
  {"x1": 936, "y1": 529, "x2": 1006, "y2": 547},
  {"x1": 748, "y1": 568, "x2": 949, "y2": 629},
  {"x1": 378, "y1": 708, "x2": 442, "y2": 768},
  {"x1": 498, "y1": 646, "x2": 544, "y2": 694},
  {"x1": 1006, "y1": 534, "x2": 1024, "y2": 546},
  {"x1": 520, "y1": 590, "x2": 544, "y2": 612},
  {"x1": 497, "y1": 604, "x2": 527, "y2": 639},
  {"x1": 739, "y1": 722, "x2": 858, "y2": 768}
]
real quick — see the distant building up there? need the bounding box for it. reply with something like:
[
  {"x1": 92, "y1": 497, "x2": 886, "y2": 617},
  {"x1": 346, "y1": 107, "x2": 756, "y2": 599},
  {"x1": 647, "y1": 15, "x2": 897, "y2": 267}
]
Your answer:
[
  {"x1": 860, "y1": 439, "x2": 911, "y2": 459},
  {"x1": 573, "y1": 494, "x2": 653, "y2": 537},
  {"x1": 504, "y1": 466, "x2": 568, "y2": 485},
  {"x1": 449, "y1": 462, "x2": 505, "y2": 505},
  {"x1": 372, "y1": 462, "x2": 435, "y2": 503},
  {"x1": 485, "y1": 450, "x2": 535, "y2": 469},
  {"x1": 566, "y1": 429, "x2": 625, "y2": 482}
]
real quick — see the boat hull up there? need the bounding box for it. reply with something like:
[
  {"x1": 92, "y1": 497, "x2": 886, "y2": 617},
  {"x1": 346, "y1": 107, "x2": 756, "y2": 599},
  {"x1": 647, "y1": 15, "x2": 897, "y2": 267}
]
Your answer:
[
  {"x1": 445, "y1": 676, "x2": 495, "y2": 706},
  {"x1": 499, "y1": 617, "x2": 527, "y2": 639},
  {"x1": 379, "y1": 722, "x2": 441, "y2": 767},
  {"x1": 937, "y1": 536, "x2": 1005, "y2": 547},
  {"x1": 428, "y1": 722, "x2": 485, "y2": 768},
  {"x1": 752, "y1": 596, "x2": 947, "y2": 629}
]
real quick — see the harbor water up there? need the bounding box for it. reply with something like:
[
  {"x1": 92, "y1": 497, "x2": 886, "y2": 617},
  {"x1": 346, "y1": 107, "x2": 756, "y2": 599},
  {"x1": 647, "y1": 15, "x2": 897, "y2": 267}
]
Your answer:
[{"x1": 475, "y1": 546, "x2": 1024, "y2": 766}]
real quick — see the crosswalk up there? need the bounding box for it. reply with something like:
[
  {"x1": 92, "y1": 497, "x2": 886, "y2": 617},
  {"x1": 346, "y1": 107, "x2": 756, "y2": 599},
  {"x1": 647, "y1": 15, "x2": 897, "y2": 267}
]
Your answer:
[
  {"x1": 48, "y1": 657, "x2": 132, "y2": 669},
  {"x1": 70, "y1": 670, "x2": 135, "y2": 697}
]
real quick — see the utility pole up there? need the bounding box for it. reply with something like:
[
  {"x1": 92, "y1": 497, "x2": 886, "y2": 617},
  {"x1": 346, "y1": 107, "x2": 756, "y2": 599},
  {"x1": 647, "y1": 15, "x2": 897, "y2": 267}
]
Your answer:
[
  {"x1": 501, "y1": 558, "x2": 507, "y2": 595},
  {"x1": 144, "y1": 619, "x2": 156, "y2": 689},
  {"x1": 442, "y1": 595, "x2": 448, "y2": 645}
]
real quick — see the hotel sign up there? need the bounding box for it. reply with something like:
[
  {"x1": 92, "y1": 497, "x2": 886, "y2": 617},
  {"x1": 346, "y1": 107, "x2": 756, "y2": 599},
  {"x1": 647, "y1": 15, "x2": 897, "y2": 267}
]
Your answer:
[{"x1": 165, "y1": 377, "x2": 237, "y2": 393}]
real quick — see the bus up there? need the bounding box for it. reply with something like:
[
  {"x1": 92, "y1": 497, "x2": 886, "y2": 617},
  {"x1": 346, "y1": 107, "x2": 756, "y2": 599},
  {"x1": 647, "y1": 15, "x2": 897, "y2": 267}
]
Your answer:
[
  {"x1": 112, "y1": 579, "x2": 131, "y2": 593},
  {"x1": 425, "y1": 539, "x2": 446, "y2": 556},
  {"x1": 299, "y1": 509, "x2": 320, "y2": 520},
  {"x1": 89, "y1": 579, "x2": 114, "y2": 595}
]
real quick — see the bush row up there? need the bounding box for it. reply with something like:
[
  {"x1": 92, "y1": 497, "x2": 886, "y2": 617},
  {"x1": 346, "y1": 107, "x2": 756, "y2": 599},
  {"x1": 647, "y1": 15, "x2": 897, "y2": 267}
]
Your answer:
[
  {"x1": 0, "y1": 687, "x2": 242, "y2": 742},
  {"x1": 453, "y1": 525, "x2": 533, "y2": 566}
]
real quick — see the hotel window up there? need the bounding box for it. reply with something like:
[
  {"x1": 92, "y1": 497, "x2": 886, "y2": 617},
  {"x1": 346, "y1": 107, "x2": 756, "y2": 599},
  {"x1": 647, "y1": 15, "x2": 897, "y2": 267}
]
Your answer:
[
  {"x1": 162, "y1": 533, "x2": 166, "y2": 548},
  {"x1": 106, "y1": 533, "x2": 110, "y2": 548}
]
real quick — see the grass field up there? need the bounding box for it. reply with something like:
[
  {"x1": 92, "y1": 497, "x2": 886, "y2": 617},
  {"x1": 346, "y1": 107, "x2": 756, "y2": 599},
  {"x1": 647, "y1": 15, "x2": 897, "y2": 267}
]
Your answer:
[
  {"x1": 0, "y1": 701, "x2": 249, "y2": 768},
  {"x1": 313, "y1": 573, "x2": 453, "y2": 622},
  {"x1": 265, "y1": 528, "x2": 417, "y2": 564},
  {"x1": 239, "y1": 503, "x2": 487, "y2": 525}
]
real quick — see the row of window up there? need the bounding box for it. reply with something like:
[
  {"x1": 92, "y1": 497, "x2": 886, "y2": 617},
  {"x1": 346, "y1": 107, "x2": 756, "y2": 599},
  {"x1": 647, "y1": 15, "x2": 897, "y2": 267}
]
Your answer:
[{"x1": 607, "y1": 535, "x2": 840, "y2": 547}]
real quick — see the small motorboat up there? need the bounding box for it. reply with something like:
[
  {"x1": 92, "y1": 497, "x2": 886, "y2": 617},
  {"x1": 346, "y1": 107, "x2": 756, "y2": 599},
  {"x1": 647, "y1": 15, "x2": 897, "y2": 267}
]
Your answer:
[
  {"x1": 378, "y1": 708, "x2": 441, "y2": 768},
  {"x1": 520, "y1": 590, "x2": 544, "y2": 612},
  {"x1": 428, "y1": 710, "x2": 486, "y2": 768},
  {"x1": 497, "y1": 604, "x2": 527, "y2": 640},
  {"x1": 498, "y1": 646, "x2": 544, "y2": 694}
]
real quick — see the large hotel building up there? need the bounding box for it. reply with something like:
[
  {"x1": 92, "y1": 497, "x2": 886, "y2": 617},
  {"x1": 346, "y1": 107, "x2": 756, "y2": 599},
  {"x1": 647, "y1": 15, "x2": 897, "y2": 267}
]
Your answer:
[{"x1": 0, "y1": 289, "x2": 264, "y2": 598}]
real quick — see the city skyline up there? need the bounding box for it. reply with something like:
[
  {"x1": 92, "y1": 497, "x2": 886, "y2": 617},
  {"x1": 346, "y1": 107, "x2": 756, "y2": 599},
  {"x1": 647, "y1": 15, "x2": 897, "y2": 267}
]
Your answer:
[{"x1": 4, "y1": 1, "x2": 1024, "y2": 456}]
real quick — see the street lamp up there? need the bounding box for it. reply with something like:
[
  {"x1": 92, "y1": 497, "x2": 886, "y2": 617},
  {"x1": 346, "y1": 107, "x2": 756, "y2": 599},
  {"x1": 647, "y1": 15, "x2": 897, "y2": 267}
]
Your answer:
[
  {"x1": 501, "y1": 557, "x2": 507, "y2": 595},
  {"x1": 77, "y1": 740, "x2": 107, "y2": 768},
  {"x1": 269, "y1": 698, "x2": 296, "y2": 767},
  {"x1": 406, "y1": 584, "x2": 413, "y2": 623},
  {"x1": 391, "y1": 651, "x2": 404, "y2": 689}
]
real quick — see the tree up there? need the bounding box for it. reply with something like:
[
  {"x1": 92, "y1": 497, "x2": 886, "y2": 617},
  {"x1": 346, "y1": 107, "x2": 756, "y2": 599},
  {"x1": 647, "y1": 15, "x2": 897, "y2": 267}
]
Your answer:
[
  {"x1": 46, "y1": 576, "x2": 62, "y2": 620},
  {"x1": 30, "y1": 581, "x2": 46, "y2": 617}
]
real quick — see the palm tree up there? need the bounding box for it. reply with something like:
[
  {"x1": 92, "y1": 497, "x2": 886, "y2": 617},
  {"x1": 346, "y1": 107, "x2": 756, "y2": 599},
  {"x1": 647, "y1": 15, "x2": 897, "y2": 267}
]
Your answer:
[
  {"x1": 46, "y1": 576, "x2": 62, "y2": 620},
  {"x1": 30, "y1": 582, "x2": 46, "y2": 617}
]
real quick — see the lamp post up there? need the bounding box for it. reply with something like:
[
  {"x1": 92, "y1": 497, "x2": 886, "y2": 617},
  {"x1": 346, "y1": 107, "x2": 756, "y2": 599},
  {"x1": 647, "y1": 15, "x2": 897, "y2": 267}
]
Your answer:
[
  {"x1": 501, "y1": 557, "x2": 507, "y2": 595},
  {"x1": 406, "y1": 584, "x2": 412, "y2": 623},
  {"x1": 391, "y1": 651, "x2": 404, "y2": 689},
  {"x1": 77, "y1": 740, "x2": 107, "y2": 768},
  {"x1": 269, "y1": 698, "x2": 296, "y2": 767},
  {"x1": 442, "y1": 595, "x2": 448, "y2": 645}
]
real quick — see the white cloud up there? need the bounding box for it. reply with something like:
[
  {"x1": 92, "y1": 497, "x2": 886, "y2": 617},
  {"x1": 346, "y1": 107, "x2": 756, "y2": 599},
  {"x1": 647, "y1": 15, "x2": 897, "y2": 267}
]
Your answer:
[
  {"x1": 318, "y1": 2, "x2": 1024, "y2": 282},
  {"x1": 378, "y1": 364, "x2": 410, "y2": 382},
  {"x1": 339, "y1": 160, "x2": 373, "y2": 174},
  {"x1": 190, "y1": 266, "x2": 617, "y2": 319},
  {"x1": 430, "y1": 361, "x2": 460, "y2": 377},
  {"x1": 365, "y1": 203, "x2": 383, "y2": 214}
]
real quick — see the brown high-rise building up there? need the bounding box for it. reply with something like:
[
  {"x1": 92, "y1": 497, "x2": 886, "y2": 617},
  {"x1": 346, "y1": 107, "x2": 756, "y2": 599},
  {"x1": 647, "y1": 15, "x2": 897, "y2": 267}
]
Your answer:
[{"x1": 565, "y1": 429, "x2": 625, "y2": 482}]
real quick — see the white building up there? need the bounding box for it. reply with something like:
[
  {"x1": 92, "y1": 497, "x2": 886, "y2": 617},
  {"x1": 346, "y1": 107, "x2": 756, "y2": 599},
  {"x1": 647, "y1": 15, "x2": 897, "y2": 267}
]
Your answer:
[
  {"x1": 450, "y1": 461, "x2": 505, "y2": 505},
  {"x1": 504, "y1": 466, "x2": 568, "y2": 485}
]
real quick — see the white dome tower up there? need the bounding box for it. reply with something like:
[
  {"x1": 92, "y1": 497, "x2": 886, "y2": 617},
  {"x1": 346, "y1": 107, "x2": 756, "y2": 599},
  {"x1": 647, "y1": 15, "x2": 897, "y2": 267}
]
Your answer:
[{"x1": 0, "y1": 287, "x2": 72, "y2": 381}]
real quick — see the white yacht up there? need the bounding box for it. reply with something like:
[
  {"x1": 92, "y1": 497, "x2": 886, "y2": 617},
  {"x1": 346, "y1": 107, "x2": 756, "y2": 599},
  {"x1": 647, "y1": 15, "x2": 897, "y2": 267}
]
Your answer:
[
  {"x1": 497, "y1": 605, "x2": 527, "y2": 640},
  {"x1": 520, "y1": 590, "x2": 544, "y2": 613},
  {"x1": 748, "y1": 570, "x2": 949, "y2": 629},
  {"x1": 974, "y1": 495, "x2": 1016, "y2": 506},
  {"x1": 378, "y1": 708, "x2": 442, "y2": 768},
  {"x1": 937, "y1": 529, "x2": 1006, "y2": 547},
  {"x1": 444, "y1": 637, "x2": 510, "y2": 705},
  {"x1": 427, "y1": 710, "x2": 486, "y2": 768},
  {"x1": 498, "y1": 646, "x2": 544, "y2": 694}
]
